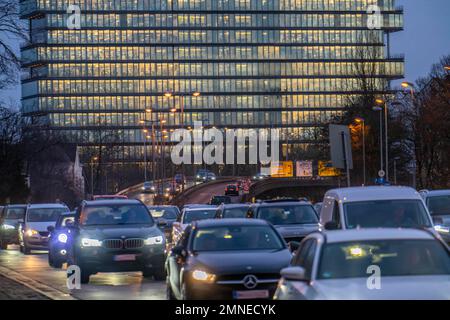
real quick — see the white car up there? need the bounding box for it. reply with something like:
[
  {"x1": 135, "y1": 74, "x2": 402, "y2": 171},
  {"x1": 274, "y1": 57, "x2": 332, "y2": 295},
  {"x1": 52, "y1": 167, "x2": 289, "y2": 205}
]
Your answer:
[
  {"x1": 420, "y1": 189, "x2": 450, "y2": 244},
  {"x1": 19, "y1": 203, "x2": 70, "y2": 254},
  {"x1": 274, "y1": 228, "x2": 450, "y2": 300},
  {"x1": 171, "y1": 207, "x2": 217, "y2": 245},
  {"x1": 319, "y1": 186, "x2": 434, "y2": 231}
]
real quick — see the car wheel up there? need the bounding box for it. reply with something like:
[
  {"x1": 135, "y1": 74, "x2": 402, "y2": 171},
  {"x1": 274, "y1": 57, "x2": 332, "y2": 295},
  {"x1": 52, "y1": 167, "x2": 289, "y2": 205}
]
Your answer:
[
  {"x1": 181, "y1": 282, "x2": 193, "y2": 300},
  {"x1": 153, "y1": 267, "x2": 166, "y2": 281},
  {"x1": 80, "y1": 268, "x2": 91, "y2": 284},
  {"x1": 53, "y1": 259, "x2": 63, "y2": 269},
  {"x1": 142, "y1": 268, "x2": 154, "y2": 278},
  {"x1": 48, "y1": 253, "x2": 54, "y2": 267},
  {"x1": 19, "y1": 244, "x2": 23, "y2": 253},
  {"x1": 23, "y1": 244, "x2": 31, "y2": 255}
]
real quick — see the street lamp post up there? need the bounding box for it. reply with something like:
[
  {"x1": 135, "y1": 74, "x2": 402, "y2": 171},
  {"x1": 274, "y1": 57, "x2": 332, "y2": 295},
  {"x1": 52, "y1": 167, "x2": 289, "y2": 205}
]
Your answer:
[
  {"x1": 355, "y1": 117, "x2": 366, "y2": 186},
  {"x1": 376, "y1": 99, "x2": 390, "y2": 182},
  {"x1": 90, "y1": 156, "x2": 98, "y2": 197},
  {"x1": 393, "y1": 156, "x2": 401, "y2": 185},
  {"x1": 401, "y1": 81, "x2": 417, "y2": 188},
  {"x1": 372, "y1": 106, "x2": 384, "y2": 176}
]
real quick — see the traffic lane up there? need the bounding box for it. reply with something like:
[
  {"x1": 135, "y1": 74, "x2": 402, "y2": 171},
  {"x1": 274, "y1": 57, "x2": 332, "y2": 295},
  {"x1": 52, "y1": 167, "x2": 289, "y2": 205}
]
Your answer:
[
  {"x1": 184, "y1": 181, "x2": 242, "y2": 204},
  {"x1": 0, "y1": 246, "x2": 165, "y2": 300}
]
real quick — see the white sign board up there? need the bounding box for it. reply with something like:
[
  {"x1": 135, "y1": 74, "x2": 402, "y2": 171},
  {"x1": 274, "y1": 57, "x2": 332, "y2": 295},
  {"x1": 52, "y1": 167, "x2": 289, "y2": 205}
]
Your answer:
[{"x1": 296, "y1": 161, "x2": 313, "y2": 177}]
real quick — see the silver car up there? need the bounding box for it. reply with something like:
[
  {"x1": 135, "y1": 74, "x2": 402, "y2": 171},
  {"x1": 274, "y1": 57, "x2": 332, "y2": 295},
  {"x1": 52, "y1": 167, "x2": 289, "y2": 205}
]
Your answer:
[{"x1": 274, "y1": 228, "x2": 450, "y2": 300}]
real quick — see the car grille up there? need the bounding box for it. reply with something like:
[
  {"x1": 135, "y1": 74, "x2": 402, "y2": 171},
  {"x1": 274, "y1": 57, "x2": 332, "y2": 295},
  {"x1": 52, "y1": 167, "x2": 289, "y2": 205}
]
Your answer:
[
  {"x1": 103, "y1": 239, "x2": 123, "y2": 249},
  {"x1": 39, "y1": 231, "x2": 49, "y2": 237},
  {"x1": 124, "y1": 238, "x2": 144, "y2": 249},
  {"x1": 217, "y1": 273, "x2": 280, "y2": 282}
]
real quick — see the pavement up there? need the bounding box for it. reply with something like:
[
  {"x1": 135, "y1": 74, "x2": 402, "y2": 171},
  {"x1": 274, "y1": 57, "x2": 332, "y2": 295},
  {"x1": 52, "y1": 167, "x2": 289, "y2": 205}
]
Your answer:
[
  {"x1": 0, "y1": 246, "x2": 165, "y2": 300},
  {"x1": 0, "y1": 274, "x2": 49, "y2": 300}
]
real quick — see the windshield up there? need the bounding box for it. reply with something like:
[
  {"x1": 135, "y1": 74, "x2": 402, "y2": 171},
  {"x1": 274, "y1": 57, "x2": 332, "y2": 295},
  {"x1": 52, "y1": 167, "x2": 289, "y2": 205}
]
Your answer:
[
  {"x1": 57, "y1": 215, "x2": 75, "y2": 228},
  {"x1": 258, "y1": 205, "x2": 318, "y2": 225},
  {"x1": 427, "y1": 195, "x2": 450, "y2": 215},
  {"x1": 27, "y1": 208, "x2": 68, "y2": 222},
  {"x1": 344, "y1": 200, "x2": 432, "y2": 229},
  {"x1": 318, "y1": 240, "x2": 450, "y2": 279},
  {"x1": 223, "y1": 207, "x2": 249, "y2": 218},
  {"x1": 211, "y1": 197, "x2": 231, "y2": 205},
  {"x1": 5, "y1": 207, "x2": 25, "y2": 220},
  {"x1": 80, "y1": 204, "x2": 154, "y2": 226},
  {"x1": 149, "y1": 207, "x2": 178, "y2": 219},
  {"x1": 192, "y1": 225, "x2": 284, "y2": 252},
  {"x1": 182, "y1": 209, "x2": 216, "y2": 224}
]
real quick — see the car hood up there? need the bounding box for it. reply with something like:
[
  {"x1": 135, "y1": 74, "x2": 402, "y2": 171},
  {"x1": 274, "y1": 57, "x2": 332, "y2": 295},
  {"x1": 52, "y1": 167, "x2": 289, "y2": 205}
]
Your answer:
[
  {"x1": 274, "y1": 224, "x2": 319, "y2": 238},
  {"x1": 80, "y1": 225, "x2": 162, "y2": 240},
  {"x1": 26, "y1": 221, "x2": 57, "y2": 232},
  {"x1": 192, "y1": 249, "x2": 292, "y2": 275},
  {"x1": 311, "y1": 276, "x2": 450, "y2": 300},
  {"x1": 3, "y1": 219, "x2": 21, "y2": 228}
]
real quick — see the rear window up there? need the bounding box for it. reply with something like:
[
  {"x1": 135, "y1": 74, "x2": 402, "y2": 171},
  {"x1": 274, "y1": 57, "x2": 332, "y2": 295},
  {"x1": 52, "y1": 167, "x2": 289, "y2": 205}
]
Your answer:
[
  {"x1": 149, "y1": 207, "x2": 179, "y2": 219},
  {"x1": 5, "y1": 207, "x2": 25, "y2": 220},
  {"x1": 27, "y1": 208, "x2": 68, "y2": 222},
  {"x1": 223, "y1": 207, "x2": 249, "y2": 218},
  {"x1": 258, "y1": 204, "x2": 318, "y2": 225},
  {"x1": 427, "y1": 195, "x2": 450, "y2": 215}
]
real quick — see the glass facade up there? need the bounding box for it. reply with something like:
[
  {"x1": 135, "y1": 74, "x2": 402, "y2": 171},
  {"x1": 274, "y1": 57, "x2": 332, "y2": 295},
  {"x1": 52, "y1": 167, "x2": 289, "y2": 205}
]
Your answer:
[{"x1": 21, "y1": 0, "x2": 404, "y2": 163}]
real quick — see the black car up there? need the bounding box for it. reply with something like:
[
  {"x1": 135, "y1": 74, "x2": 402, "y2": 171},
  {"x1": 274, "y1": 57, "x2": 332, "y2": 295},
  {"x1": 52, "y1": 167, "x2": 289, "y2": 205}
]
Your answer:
[
  {"x1": 224, "y1": 184, "x2": 239, "y2": 196},
  {"x1": 66, "y1": 199, "x2": 166, "y2": 284},
  {"x1": 215, "y1": 204, "x2": 251, "y2": 219},
  {"x1": 0, "y1": 205, "x2": 27, "y2": 250},
  {"x1": 166, "y1": 219, "x2": 292, "y2": 300},
  {"x1": 210, "y1": 195, "x2": 232, "y2": 205},
  {"x1": 247, "y1": 199, "x2": 319, "y2": 244},
  {"x1": 148, "y1": 205, "x2": 180, "y2": 242},
  {"x1": 48, "y1": 212, "x2": 76, "y2": 268}
]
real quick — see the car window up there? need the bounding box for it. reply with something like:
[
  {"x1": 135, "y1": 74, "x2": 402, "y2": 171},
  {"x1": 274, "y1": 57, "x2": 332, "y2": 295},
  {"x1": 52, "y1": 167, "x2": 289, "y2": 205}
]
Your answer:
[
  {"x1": 343, "y1": 200, "x2": 432, "y2": 229},
  {"x1": 304, "y1": 240, "x2": 317, "y2": 279},
  {"x1": 5, "y1": 207, "x2": 25, "y2": 220},
  {"x1": 332, "y1": 201, "x2": 342, "y2": 229},
  {"x1": 223, "y1": 207, "x2": 249, "y2": 219},
  {"x1": 58, "y1": 216, "x2": 75, "y2": 228},
  {"x1": 148, "y1": 207, "x2": 178, "y2": 219},
  {"x1": 318, "y1": 240, "x2": 450, "y2": 279},
  {"x1": 182, "y1": 209, "x2": 216, "y2": 223},
  {"x1": 258, "y1": 205, "x2": 318, "y2": 225},
  {"x1": 80, "y1": 204, "x2": 154, "y2": 226},
  {"x1": 427, "y1": 195, "x2": 450, "y2": 215},
  {"x1": 292, "y1": 239, "x2": 313, "y2": 267},
  {"x1": 27, "y1": 208, "x2": 68, "y2": 222}
]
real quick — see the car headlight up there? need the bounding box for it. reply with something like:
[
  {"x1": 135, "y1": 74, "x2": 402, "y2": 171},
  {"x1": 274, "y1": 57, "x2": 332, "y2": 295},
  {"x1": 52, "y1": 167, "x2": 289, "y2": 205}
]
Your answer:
[
  {"x1": 81, "y1": 238, "x2": 102, "y2": 247},
  {"x1": 58, "y1": 233, "x2": 68, "y2": 243},
  {"x1": 434, "y1": 225, "x2": 450, "y2": 234},
  {"x1": 26, "y1": 229, "x2": 39, "y2": 237},
  {"x1": 2, "y1": 224, "x2": 15, "y2": 230},
  {"x1": 192, "y1": 270, "x2": 216, "y2": 283},
  {"x1": 144, "y1": 235, "x2": 164, "y2": 245}
]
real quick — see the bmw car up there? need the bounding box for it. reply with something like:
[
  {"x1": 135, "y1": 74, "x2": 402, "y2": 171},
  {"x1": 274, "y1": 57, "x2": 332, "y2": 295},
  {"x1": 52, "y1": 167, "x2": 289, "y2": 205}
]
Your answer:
[
  {"x1": 166, "y1": 219, "x2": 292, "y2": 300},
  {"x1": 66, "y1": 199, "x2": 166, "y2": 284}
]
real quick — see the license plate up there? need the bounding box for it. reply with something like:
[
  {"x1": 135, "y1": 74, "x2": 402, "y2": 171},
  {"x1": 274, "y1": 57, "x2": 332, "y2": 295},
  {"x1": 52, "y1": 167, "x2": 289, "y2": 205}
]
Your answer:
[
  {"x1": 233, "y1": 290, "x2": 269, "y2": 299},
  {"x1": 113, "y1": 254, "x2": 136, "y2": 262}
]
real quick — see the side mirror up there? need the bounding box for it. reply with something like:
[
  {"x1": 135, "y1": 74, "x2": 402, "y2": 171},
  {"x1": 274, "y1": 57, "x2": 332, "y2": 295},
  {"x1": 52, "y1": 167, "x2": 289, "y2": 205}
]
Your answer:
[
  {"x1": 47, "y1": 225, "x2": 55, "y2": 233},
  {"x1": 289, "y1": 241, "x2": 301, "y2": 253},
  {"x1": 324, "y1": 221, "x2": 339, "y2": 230},
  {"x1": 157, "y1": 219, "x2": 168, "y2": 227},
  {"x1": 280, "y1": 266, "x2": 307, "y2": 281},
  {"x1": 246, "y1": 211, "x2": 254, "y2": 219}
]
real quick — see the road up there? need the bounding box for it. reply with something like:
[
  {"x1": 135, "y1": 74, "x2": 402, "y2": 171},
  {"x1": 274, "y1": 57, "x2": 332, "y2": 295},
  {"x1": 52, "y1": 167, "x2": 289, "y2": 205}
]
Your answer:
[
  {"x1": 0, "y1": 246, "x2": 165, "y2": 300},
  {"x1": 182, "y1": 181, "x2": 242, "y2": 205}
]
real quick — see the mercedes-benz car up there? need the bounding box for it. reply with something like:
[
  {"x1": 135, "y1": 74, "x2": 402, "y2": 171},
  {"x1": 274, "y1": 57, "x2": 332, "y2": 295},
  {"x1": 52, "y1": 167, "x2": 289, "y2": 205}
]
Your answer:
[
  {"x1": 66, "y1": 199, "x2": 166, "y2": 284},
  {"x1": 166, "y1": 219, "x2": 292, "y2": 300},
  {"x1": 274, "y1": 229, "x2": 450, "y2": 300},
  {"x1": 0, "y1": 204, "x2": 27, "y2": 250},
  {"x1": 19, "y1": 204, "x2": 70, "y2": 254}
]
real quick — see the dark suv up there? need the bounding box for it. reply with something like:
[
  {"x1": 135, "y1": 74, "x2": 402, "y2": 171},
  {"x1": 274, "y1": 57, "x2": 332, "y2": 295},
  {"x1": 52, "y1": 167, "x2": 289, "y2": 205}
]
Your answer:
[
  {"x1": 0, "y1": 205, "x2": 27, "y2": 250},
  {"x1": 67, "y1": 199, "x2": 166, "y2": 284},
  {"x1": 247, "y1": 199, "x2": 319, "y2": 244}
]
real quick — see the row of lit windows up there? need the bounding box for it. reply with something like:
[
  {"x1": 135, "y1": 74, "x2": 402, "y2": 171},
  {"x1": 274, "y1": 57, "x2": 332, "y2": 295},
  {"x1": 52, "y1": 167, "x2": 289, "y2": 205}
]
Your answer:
[
  {"x1": 45, "y1": 13, "x2": 403, "y2": 29},
  {"x1": 23, "y1": 94, "x2": 356, "y2": 114},
  {"x1": 27, "y1": 0, "x2": 397, "y2": 12},
  {"x1": 42, "y1": 29, "x2": 384, "y2": 44},
  {"x1": 48, "y1": 109, "x2": 341, "y2": 128},
  {"x1": 31, "y1": 78, "x2": 387, "y2": 95},
  {"x1": 23, "y1": 45, "x2": 386, "y2": 63},
  {"x1": 44, "y1": 61, "x2": 403, "y2": 78}
]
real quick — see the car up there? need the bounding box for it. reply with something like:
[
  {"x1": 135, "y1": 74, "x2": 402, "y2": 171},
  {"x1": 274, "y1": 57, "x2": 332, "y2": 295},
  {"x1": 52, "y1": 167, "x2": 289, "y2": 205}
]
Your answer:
[
  {"x1": 215, "y1": 204, "x2": 251, "y2": 219},
  {"x1": 0, "y1": 204, "x2": 27, "y2": 250},
  {"x1": 421, "y1": 190, "x2": 450, "y2": 244},
  {"x1": 66, "y1": 199, "x2": 166, "y2": 284},
  {"x1": 204, "y1": 172, "x2": 217, "y2": 182},
  {"x1": 93, "y1": 195, "x2": 128, "y2": 201},
  {"x1": 195, "y1": 169, "x2": 211, "y2": 182},
  {"x1": 225, "y1": 184, "x2": 239, "y2": 196},
  {"x1": 142, "y1": 181, "x2": 156, "y2": 194},
  {"x1": 247, "y1": 199, "x2": 319, "y2": 244},
  {"x1": 182, "y1": 204, "x2": 217, "y2": 210},
  {"x1": 274, "y1": 228, "x2": 450, "y2": 300},
  {"x1": 18, "y1": 204, "x2": 70, "y2": 254},
  {"x1": 171, "y1": 207, "x2": 218, "y2": 245},
  {"x1": 148, "y1": 205, "x2": 181, "y2": 242},
  {"x1": 48, "y1": 212, "x2": 76, "y2": 268},
  {"x1": 166, "y1": 219, "x2": 293, "y2": 300},
  {"x1": 210, "y1": 195, "x2": 232, "y2": 205},
  {"x1": 174, "y1": 174, "x2": 186, "y2": 185},
  {"x1": 252, "y1": 173, "x2": 270, "y2": 181},
  {"x1": 319, "y1": 186, "x2": 435, "y2": 232}
]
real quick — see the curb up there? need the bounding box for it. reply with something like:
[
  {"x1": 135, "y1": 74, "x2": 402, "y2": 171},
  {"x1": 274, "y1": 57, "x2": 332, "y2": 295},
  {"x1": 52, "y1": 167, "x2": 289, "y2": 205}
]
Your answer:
[{"x1": 0, "y1": 265, "x2": 76, "y2": 300}]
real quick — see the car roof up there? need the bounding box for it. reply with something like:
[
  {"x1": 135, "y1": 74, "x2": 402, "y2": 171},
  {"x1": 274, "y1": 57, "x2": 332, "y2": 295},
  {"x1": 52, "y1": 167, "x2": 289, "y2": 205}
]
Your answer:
[
  {"x1": 254, "y1": 201, "x2": 313, "y2": 207},
  {"x1": 423, "y1": 190, "x2": 450, "y2": 197},
  {"x1": 5, "y1": 204, "x2": 27, "y2": 208},
  {"x1": 194, "y1": 218, "x2": 270, "y2": 228},
  {"x1": 221, "y1": 204, "x2": 251, "y2": 209},
  {"x1": 323, "y1": 228, "x2": 436, "y2": 243},
  {"x1": 185, "y1": 207, "x2": 217, "y2": 212},
  {"x1": 84, "y1": 199, "x2": 142, "y2": 206},
  {"x1": 27, "y1": 203, "x2": 69, "y2": 209},
  {"x1": 325, "y1": 186, "x2": 422, "y2": 202}
]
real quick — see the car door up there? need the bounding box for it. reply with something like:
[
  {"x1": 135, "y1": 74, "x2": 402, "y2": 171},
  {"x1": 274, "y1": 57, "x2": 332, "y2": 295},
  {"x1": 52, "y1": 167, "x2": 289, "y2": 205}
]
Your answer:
[
  {"x1": 289, "y1": 238, "x2": 318, "y2": 298},
  {"x1": 168, "y1": 226, "x2": 191, "y2": 297}
]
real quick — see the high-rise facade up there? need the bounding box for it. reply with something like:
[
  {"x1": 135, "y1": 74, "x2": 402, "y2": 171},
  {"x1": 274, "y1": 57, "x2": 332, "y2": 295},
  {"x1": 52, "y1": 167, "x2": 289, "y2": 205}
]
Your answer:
[{"x1": 20, "y1": 0, "x2": 403, "y2": 166}]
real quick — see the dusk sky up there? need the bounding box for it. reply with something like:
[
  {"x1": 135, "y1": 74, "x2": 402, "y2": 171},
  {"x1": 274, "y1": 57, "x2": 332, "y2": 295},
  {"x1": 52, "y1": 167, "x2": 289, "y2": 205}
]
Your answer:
[{"x1": 0, "y1": 0, "x2": 449, "y2": 104}]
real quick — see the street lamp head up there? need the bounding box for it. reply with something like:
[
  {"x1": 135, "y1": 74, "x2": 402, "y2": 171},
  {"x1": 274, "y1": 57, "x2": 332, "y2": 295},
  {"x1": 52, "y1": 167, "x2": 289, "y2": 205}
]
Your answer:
[
  {"x1": 192, "y1": 91, "x2": 201, "y2": 97},
  {"x1": 164, "y1": 92, "x2": 173, "y2": 98},
  {"x1": 145, "y1": 108, "x2": 152, "y2": 113},
  {"x1": 401, "y1": 81, "x2": 414, "y2": 88},
  {"x1": 160, "y1": 119, "x2": 167, "y2": 124},
  {"x1": 170, "y1": 108, "x2": 177, "y2": 113},
  {"x1": 375, "y1": 98, "x2": 385, "y2": 105},
  {"x1": 354, "y1": 117, "x2": 365, "y2": 124}
]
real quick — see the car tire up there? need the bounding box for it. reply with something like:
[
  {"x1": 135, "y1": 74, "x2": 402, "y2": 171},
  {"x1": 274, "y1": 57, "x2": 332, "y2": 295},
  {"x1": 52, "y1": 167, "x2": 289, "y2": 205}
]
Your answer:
[
  {"x1": 166, "y1": 276, "x2": 176, "y2": 300},
  {"x1": 153, "y1": 267, "x2": 166, "y2": 281},
  {"x1": 80, "y1": 269, "x2": 91, "y2": 284},
  {"x1": 23, "y1": 244, "x2": 31, "y2": 255},
  {"x1": 48, "y1": 253, "x2": 54, "y2": 267},
  {"x1": 181, "y1": 282, "x2": 193, "y2": 300},
  {"x1": 142, "y1": 268, "x2": 154, "y2": 278}
]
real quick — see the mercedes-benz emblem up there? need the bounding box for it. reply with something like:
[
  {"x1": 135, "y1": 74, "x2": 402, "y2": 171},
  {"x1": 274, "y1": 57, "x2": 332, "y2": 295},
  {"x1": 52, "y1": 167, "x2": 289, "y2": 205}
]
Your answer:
[{"x1": 242, "y1": 275, "x2": 258, "y2": 289}]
